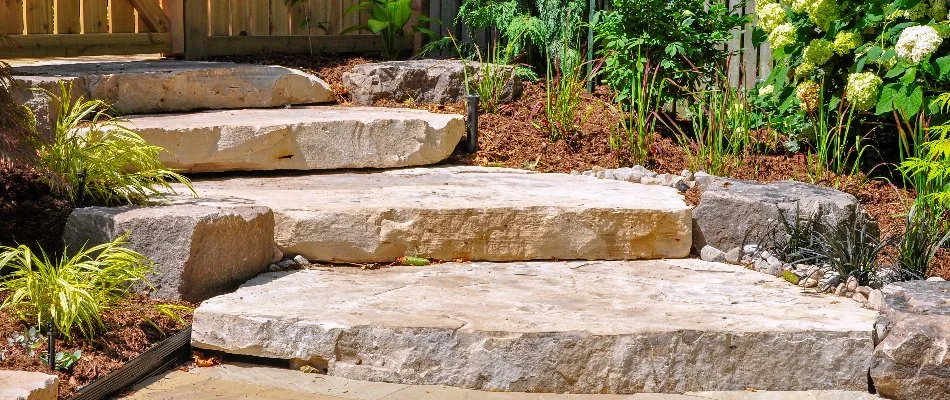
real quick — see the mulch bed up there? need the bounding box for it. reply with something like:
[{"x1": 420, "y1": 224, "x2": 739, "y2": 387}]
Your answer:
[
  {"x1": 0, "y1": 166, "x2": 73, "y2": 253},
  {"x1": 0, "y1": 296, "x2": 193, "y2": 399}
]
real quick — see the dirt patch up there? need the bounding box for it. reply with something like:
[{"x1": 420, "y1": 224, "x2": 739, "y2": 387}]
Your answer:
[
  {"x1": 0, "y1": 295, "x2": 193, "y2": 399},
  {"x1": 0, "y1": 166, "x2": 73, "y2": 252}
]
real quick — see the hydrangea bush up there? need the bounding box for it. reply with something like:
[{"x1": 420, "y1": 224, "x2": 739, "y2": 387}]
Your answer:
[{"x1": 754, "y1": 0, "x2": 950, "y2": 122}]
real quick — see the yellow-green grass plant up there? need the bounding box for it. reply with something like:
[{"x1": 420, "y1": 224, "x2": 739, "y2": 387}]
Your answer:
[
  {"x1": 611, "y1": 55, "x2": 665, "y2": 167},
  {"x1": 0, "y1": 235, "x2": 152, "y2": 340},
  {"x1": 37, "y1": 81, "x2": 193, "y2": 205},
  {"x1": 805, "y1": 83, "x2": 870, "y2": 185}
]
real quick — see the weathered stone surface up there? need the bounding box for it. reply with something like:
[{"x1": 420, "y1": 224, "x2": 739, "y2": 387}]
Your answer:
[
  {"x1": 192, "y1": 259, "x2": 876, "y2": 393},
  {"x1": 0, "y1": 370, "x2": 58, "y2": 400},
  {"x1": 9, "y1": 75, "x2": 86, "y2": 140},
  {"x1": 62, "y1": 204, "x2": 274, "y2": 302},
  {"x1": 870, "y1": 281, "x2": 950, "y2": 400},
  {"x1": 343, "y1": 59, "x2": 522, "y2": 105},
  {"x1": 166, "y1": 167, "x2": 692, "y2": 262},
  {"x1": 692, "y1": 177, "x2": 871, "y2": 252},
  {"x1": 124, "y1": 107, "x2": 464, "y2": 172},
  {"x1": 14, "y1": 60, "x2": 333, "y2": 114}
]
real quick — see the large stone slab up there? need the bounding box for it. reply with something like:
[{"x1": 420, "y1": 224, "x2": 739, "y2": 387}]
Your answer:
[
  {"x1": 870, "y1": 281, "x2": 950, "y2": 400},
  {"x1": 62, "y1": 204, "x2": 274, "y2": 302},
  {"x1": 692, "y1": 177, "x2": 871, "y2": 252},
  {"x1": 123, "y1": 106, "x2": 464, "y2": 172},
  {"x1": 13, "y1": 59, "x2": 333, "y2": 114},
  {"x1": 8, "y1": 75, "x2": 86, "y2": 140},
  {"x1": 0, "y1": 371, "x2": 58, "y2": 400},
  {"x1": 167, "y1": 167, "x2": 692, "y2": 262},
  {"x1": 192, "y1": 260, "x2": 877, "y2": 393},
  {"x1": 343, "y1": 59, "x2": 522, "y2": 105}
]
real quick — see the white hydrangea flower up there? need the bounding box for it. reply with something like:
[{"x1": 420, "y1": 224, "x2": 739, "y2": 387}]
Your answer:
[
  {"x1": 845, "y1": 72, "x2": 883, "y2": 111},
  {"x1": 895, "y1": 25, "x2": 943, "y2": 63},
  {"x1": 768, "y1": 23, "x2": 798, "y2": 49},
  {"x1": 758, "y1": 3, "x2": 787, "y2": 33},
  {"x1": 758, "y1": 84, "x2": 775, "y2": 97},
  {"x1": 790, "y1": 0, "x2": 810, "y2": 13}
]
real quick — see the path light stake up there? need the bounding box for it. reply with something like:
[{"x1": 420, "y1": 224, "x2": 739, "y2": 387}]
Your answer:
[
  {"x1": 47, "y1": 319, "x2": 55, "y2": 370},
  {"x1": 465, "y1": 94, "x2": 479, "y2": 153},
  {"x1": 76, "y1": 170, "x2": 87, "y2": 207}
]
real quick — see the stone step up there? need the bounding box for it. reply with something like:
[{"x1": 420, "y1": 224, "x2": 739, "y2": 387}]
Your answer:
[
  {"x1": 12, "y1": 58, "x2": 333, "y2": 117},
  {"x1": 166, "y1": 167, "x2": 692, "y2": 262},
  {"x1": 122, "y1": 106, "x2": 464, "y2": 172},
  {"x1": 191, "y1": 260, "x2": 877, "y2": 394}
]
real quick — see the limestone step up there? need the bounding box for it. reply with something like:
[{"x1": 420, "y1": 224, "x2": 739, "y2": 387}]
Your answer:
[
  {"x1": 166, "y1": 167, "x2": 692, "y2": 262},
  {"x1": 191, "y1": 260, "x2": 877, "y2": 394},
  {"x1": 12, "y1": 59, "x2": 334, "y2": 115},
  {"x1": 123, "y1": 106, "x2": 465, "y2": 172}
]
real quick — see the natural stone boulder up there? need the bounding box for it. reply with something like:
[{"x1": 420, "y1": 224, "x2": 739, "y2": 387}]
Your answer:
[
  {"x1": 192, "y1": 259, "x2": 875, "y2": 393},
  {"x1": 10, "y1": 75, "x2": 86, "y2": 140},
  {"x1": 124, "y1": 106, "x2": 464, "y2": 172},
  {"x1": 165, "y1": 166, "x2": 692, "y2": 262},
  {"x1": 62, "y1": 205, "x2": 274, "y2": 302},
  {"x1": 692, "y1": 177, "x2": 872, "y2": 252},
  {"x1": 0, "y1": 370, "x2": 58, "y2": 400},
  {"x1": 343, "y1": 59, "x2": 521, "y2": 105},
  {"x1": 870, "y1": 281, "x2": 950, "y2": 400},
  {"x1": 14, "y1": 60, "x2": 333, "y2": 114}
]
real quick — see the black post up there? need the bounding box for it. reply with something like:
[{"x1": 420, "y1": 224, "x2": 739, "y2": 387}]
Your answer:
[
  {"x1": 464, "y1": 94, "x2": 479, "y2": 153},
  {"x1": 76, "y1": 170, "x2": 87, "y2": 207},
  {"x1": 586, "y1": 0, "x2": 596, "y2": 93},
  {"x1": 47, "y1": 320, "x2": 55, "y2": 370}
]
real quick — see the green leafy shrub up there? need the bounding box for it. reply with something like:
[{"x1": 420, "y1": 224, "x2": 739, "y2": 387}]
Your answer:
[
  {"x1": 533, "y1": 51, "x2": 599, "y2": 141},
  {"x1": 753, "y1": 0, "x2": 950, "y2": 122},
  {"x1": 37, "y1": 82, "x2": 192, "y2": 206},
  {"x1": 0, "y1": 235, "x2": 152, "y2": 340},
  {"x1": 456, "y1": 0, "x2": 587, "y2": 67},
  {"x1": 596, "y1": 0, "x2": 747, "y2": 102},
  {"x1": 343, "y1": 0, "x2": 432, "y2": 60},
  {"x1": 900, "y1": 92, "x2": 950, "y2": 204}
]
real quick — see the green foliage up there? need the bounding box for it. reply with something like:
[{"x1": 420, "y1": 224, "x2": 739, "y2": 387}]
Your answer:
[
  {"x1": 37, "y1": 81, "x2": 193, "y2": 205},
  {"x1": 1, "y1": 327, "x2": 45, "y2": 361},
  {"x1": 0, "y1": 59, "x2": 39, "y2": 166},
  {"x1": 754, "y1": 0, "x2": 950, "y2": 123},
  {"x1": 533, "y1": 51, "x2": 598, "y2": 142},
  {"x1": 805, "y1": 84, "x2": 870, "y2": 182},
  {"x1": 52, "y1": 349, "x2": 82, "y2": 370},
  {"x1": 610, "y1": 56, "x2": 666, "y2": 166},
  {"x1": 803, "y1": 213, "x2": 890, "y2": 286},
  {"x1": 343, "y1": 0, "x2": 431, "y2": 59},
  {"x1": 596, "y1": 0, "x2": 747, "y2": 102},
  {"x1": 456, "y1": 0, "x2": 586, "y2": 67},
  {"x1": 662, "y1": 69, "x2": 755, "y2": 176},
  {"x1": 456, "y1": 36, "x2": 519, "y2": 113},
  {"x1": 895, "y1": 204, "x2": 950, "y2": 280},
  {"x1": 899, "y1": 92, "x2": 950, "y2": 205},
  {"x1": 0, "y1": 235, "x2": 152, "y2": 341},
  {"x1": 775, "y1": 205, "x2": 825, "y2": 264}
]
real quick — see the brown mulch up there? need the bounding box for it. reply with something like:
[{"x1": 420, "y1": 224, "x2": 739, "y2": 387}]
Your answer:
[
  {"x1": 0, "y1": 166, "x2": 73, "y2": 252},
  {"x1": 0, "y1": 295, "x2": 193, "y2": 399}
]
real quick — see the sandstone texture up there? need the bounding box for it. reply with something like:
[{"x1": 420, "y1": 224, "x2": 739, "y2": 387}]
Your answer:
[
  {"x1": 192, "y1": 259, "x2": 876, "y2": 393},
  {"x1": 9, "y1": 75, "x2": 86, "y2": 140},
  {"x1": 0, "y1": 370, "x2": 58, "y2": 400},
  {"x1": 62, "y1": 204, "x2": 274, "y2": 302},
  {"x1": 692, "y1": 177, "x2": 870, "y2": 252},
  {"x1": 343, "y1": 59, "x2": 522, "y2": 105},
  {"x1": 167, "y1": 167, "x2": 692, "y2": 262},
  {"x1": 13, "y1": 59, "x2": 333, "y2": 114},
  {"x1": 124, "y1": 107, "x2": 464, "y2": 172},
  {"x1": 870, "y1": 281, "x2": 950, "y2": 400}
]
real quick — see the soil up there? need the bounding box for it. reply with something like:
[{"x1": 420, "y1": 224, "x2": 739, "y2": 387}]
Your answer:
[
  {"x1": 228, "y1": 53, "x2": 948, "y2": 280},
  {"x1": 0, "y1": 166, "x2": 73, "y2": 253},
  {"x1": 0, "y1": 295, "x2": 193, "y2": 399}
]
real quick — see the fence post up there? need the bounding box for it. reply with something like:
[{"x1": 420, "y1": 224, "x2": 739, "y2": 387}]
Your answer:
[
  {"x1": 162, "y1": 0, "x2": 185, "y2": 56},
  {"x1": 183, "y1": 0, "x2": 208, "y2": 60}
]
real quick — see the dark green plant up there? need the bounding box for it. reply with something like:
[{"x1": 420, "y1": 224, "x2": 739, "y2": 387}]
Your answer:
[
  {"x1": 0, "y1": 235, "x2": 152, "y2": 340},
  {"x1": 895, "y1": 204, "x2": 950, "y2": 280},
  {"x1": 343, "y1": 0, "x2": 433, "y2": 60},
  {"x1": 775, "y1": 204, "x2": 825, "y2": 265},
  {"x1": 804, "y1": 213, "x2": 891, "y2": 287},
  {"x1": 456, "y1": 0, "x2": 587, "y2": 68},
  {"x1": 37, "y1": 81, "x2": 193, "y2": 205},
  {"x1": 596, "y1": 0, "x2": 747, "y2": 103},
  {"x1": 0, "y1": 58, "x2": 39, "y2": 166}
]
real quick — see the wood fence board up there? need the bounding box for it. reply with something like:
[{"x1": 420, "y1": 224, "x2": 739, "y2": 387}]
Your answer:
[
  {"x1": 269, "y1": 0, "x2": 289, "y2": 35},
  {"x1": 205, "y1": 34, "x2": 408, "y2": 55},
  {"x1": 111, "y1": 0, "x2": 137, "y2": 33},
  {"x1": 54, "y1": 0, "x2": 79, "y2": 33},
  {"x1": 250, "y1": 1, "x2": 268, "y2": 35},
  {"x1": 129, "y1": 0, "x2": 169, "y2": 32},
  {"x1": 81, "y1": 0, "x2": 108, "y2": 33},
  {"x1": 0, "y1": 32, "x2": 170, "y2": 57},
  {"x1": 229, "y1": 0, "x2": 249, "y2": 36},
  {"x1": 0, "y1": 0, "x2": 24, "y2": 34},
  {"x1": 162, "y1": 0, "x2": 183, "y2": 54},
  {"x1": 210, "y1": 0, "x2": 230, "y2": 35},
  {"x1": 327, "y1": 0, "x2": 342, "y2": 34},
  {"x1": 742, "y1": 0, "x2": 756, "y2": 88},
  {"x1": 25, "y1": 0, "x2": 52, "y2": 34},
  {"x1": 342, "y1": 0, "x2": 359, "y2": 34},
  {"x1": 726, "y1": 0, "x2": 742, "y2": 87},
  {"x1": 288, "y1": 0, "x2": 309, "y2": 35}
]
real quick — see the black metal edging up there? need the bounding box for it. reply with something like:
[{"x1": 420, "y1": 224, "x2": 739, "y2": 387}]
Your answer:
[
  {"x1": 71, "y1": 326, "x2": 192, "y2": 400},
  {"x1": 464, "y1": 94, "x2": 479, "y2": 153}
]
